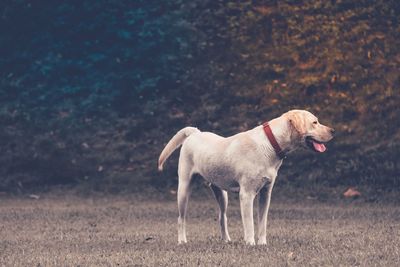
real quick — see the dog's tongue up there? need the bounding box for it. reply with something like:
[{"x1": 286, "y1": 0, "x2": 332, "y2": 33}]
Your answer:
[{"x1": 313, "y1": 141, "x2": 326, "y2": 152}]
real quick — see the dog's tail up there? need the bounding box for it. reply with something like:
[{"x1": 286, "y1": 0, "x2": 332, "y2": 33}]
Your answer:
[{"x1": 158, "y1": 127, "x2": 200, "y2": 171}]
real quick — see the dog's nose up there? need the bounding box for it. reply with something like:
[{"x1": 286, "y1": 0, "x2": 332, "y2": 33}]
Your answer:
[{"x1": 330, "y1": 128, "x2": 335, "y2": 135}]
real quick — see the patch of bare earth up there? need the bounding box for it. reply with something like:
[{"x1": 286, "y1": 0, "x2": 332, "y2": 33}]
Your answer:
[{"x1": 0, "y1": 195, "x2": 399, "y2": 266}]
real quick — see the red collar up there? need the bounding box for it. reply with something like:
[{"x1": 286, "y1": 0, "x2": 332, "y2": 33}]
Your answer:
[{"x1": 263, "y1": 122, "x2": 286, "y2": 159}]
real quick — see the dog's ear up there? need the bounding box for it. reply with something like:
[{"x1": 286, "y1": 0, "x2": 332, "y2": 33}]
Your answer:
[{"x1": 287, "y1": 113, "x2": 306, "y2": 136}]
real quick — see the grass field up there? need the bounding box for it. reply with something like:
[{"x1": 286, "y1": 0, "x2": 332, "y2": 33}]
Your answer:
[{"x1": 1, "y1": 194, "x2": 399, "y2": 266}]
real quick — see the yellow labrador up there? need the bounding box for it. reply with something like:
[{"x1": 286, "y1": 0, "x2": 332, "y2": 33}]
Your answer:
[{"x1": 158, "y1": 109, "x2": 334, "y2": 245}]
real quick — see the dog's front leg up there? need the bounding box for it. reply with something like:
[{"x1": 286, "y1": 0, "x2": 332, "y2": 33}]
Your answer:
[
  {"x1": 257, "y1": 178, "x2": 275, "y2": 245},
  {"x1": 239, "y1": 189, "x2": 256, "y2": 245}
]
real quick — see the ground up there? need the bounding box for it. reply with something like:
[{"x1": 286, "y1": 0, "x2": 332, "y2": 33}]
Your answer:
[{"x1": 1, "y1": 194, "x2": 399, "y2": 266}]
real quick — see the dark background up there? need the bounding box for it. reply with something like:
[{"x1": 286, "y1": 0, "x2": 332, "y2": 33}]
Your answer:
[{"x1": 0, "y1": 0, "x2": 399, "y2": 200}]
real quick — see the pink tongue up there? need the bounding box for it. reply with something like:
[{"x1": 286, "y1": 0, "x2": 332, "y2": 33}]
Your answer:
[{"x1": 313, "y1": 141, "x2": 326, "y2": 152}]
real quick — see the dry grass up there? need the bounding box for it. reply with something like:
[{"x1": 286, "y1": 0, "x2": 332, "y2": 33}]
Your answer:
[{"x1": 0, "y1": 194, "x2": 399, "y2": 266}]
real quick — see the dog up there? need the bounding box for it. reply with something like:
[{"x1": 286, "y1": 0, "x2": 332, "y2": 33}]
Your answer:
[{"x1": 158, "y1": 109, "x2": 334, "y2": 245}]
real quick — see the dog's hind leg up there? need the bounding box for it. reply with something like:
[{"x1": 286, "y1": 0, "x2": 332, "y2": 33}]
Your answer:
[
  {"x1": 177, "y1": 154, "x2": 193, "y2": 244},
  {"x1": 210, "y1": 184, "x2": 231, "y2": 242}
]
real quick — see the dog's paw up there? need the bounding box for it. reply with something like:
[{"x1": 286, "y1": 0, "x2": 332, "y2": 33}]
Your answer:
[
  {"x1": 178, "y1": 239, "x2": 187, "y2": 245},
  {"x1": 245, "y1": 239, "x2": 256, "y2": 246},
  {"x1": 257, "y1": 236, "x2": 267, "y2": 245},
  {"x1": 222, "y1": 235, "x2": 231, "y2": 243}
]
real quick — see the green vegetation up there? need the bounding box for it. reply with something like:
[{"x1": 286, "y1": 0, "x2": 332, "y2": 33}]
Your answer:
[{"x1": 0, "y1": 1, "x2": 399, "y2": 197}]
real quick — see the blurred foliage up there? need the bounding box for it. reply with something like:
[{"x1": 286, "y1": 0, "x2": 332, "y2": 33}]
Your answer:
[{"x1": 0, "y1": 0, "x2": 399, "y2": 193}]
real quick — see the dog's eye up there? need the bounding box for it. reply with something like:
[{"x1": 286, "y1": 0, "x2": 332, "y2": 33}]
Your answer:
[{"x1": 313, "y1": 121, "x2": 318, "y2": 124}]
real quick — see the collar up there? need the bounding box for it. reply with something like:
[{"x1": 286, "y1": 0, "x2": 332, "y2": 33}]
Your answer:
[{"x1": 262, "y1": 122, "x2": 286, "y2": 159}]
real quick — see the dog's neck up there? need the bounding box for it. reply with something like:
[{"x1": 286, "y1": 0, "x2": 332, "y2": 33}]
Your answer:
[{"x1": 265, "y1": 116, "x2": 299, "y2": 157}]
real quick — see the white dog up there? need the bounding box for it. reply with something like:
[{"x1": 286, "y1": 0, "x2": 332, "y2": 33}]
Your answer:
[{"x1": 158, "y1": 109, "x2": 334, "y2": 245}]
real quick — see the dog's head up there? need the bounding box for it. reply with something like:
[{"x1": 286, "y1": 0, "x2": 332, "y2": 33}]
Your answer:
[{"x1": 284, "y1": 110, "x2": 334, "y2": 153}]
